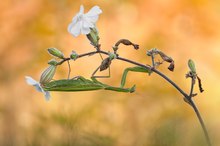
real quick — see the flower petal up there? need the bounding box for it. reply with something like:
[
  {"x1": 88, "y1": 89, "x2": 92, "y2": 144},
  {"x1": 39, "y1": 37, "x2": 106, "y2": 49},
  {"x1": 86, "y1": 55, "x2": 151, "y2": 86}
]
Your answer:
[
  {"x1": 68, "y1": 20, "x2": 82, "y2": 37},
  {"x1": 25, "y1": 76, "x2": 51, "y2": 101},
  {"x1": 25, "y1": 76, "x2": 43, "y2": 92},
  {"x1": 79, "y1": 5, "x2": 84, "y2": 14},
  {"x1": 86, "y1": 15, "x2": 100, "y2": 24},
  {"x1": 83, "y1": 17, "x2": 94, "y2": 28},
  {"x1": 85, "y1": 6, "x2": 102, "y2": 24},
  {"x1": 43, "y1": 90, "x2": 51, "y2": 101},
  {"x1": 86, "y1": 6, "x2": 102, "y2": 17},
  {"x1": 25, "y1": 76, "x2": 38, "y2": 85},
  {"x1": 81, "y1": 26, "x2": 91, "y2": 35}
]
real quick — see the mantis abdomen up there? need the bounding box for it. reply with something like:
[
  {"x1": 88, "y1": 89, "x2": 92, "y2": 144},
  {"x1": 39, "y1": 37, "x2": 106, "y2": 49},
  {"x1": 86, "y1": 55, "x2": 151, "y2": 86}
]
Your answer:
[{"x1": 43, "y1": 79, "x2": 104, "y2": 92}]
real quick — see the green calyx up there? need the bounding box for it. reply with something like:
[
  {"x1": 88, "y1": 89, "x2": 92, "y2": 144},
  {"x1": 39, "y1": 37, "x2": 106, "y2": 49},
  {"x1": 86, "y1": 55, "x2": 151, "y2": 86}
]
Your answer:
[
  {"x1": 48, "y1": 59, "x2": 58, "y2": 66},
  {"x1": 70, "y1": 51, "x2": 78, "y2": 60},
  {"x1": 40, "y1": 65, "x2": 57, "y2": 84},
  {"x1": 48, "y1": 48, "x2": 64, "y2": 59},
  {"x1": 108, "y1": 52, "x2": 117, "y2": 60},
  {"x1": 86, "y1": 27, "x2": 100, "y2": 47}
]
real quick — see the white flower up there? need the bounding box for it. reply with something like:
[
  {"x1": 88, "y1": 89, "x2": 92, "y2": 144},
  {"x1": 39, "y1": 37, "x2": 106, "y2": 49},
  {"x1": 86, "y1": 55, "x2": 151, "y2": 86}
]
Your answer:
[
  {"x1": 68, "y1": 5, "x2": 102, "y2": 37},
  {"x1": 25, "y1": 76, "x2": 51, "y2": 101}
]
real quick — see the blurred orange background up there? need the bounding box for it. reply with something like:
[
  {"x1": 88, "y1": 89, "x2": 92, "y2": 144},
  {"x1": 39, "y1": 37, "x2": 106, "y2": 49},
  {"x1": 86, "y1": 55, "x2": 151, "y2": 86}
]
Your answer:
[{"x1": 1, "y1": 0, "x2": 220, "y2": 146}]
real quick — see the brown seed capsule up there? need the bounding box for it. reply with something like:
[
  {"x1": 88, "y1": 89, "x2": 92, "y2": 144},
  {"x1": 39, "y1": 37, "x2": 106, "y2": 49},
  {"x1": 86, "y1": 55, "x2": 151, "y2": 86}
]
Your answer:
[
  {"x1": 168, "y1": 61, "x2": 175, "y2": 71},
  {"x1": 100, "y1": 58, "x2": 111, "y2": 71},
  {"x1": 158, "y1": 51, "x2": 173, "y2": 63},
  {"x1": 115, "y1": 39, "x2": 139, "y2": 50}
]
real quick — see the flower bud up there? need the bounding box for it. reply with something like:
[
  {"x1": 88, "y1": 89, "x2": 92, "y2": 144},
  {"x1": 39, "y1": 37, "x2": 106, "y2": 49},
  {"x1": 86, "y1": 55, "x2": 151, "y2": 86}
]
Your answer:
[
  {"x1": 70, "y1": 51, "x2": 78, "y2": 60},
  {"x1": 188, "y1": 59, "x2": 196, "y2": 74},
  {"x1": 48, "y1": 48, "x2": 64, "y2": 59},
  {"x1": 40, "y1": 65, "x2": 57, "y2": 84},
  {"x1": 86, "y1": 27, "x2": 99, "y2": 47},
  {"x1": 108, "y1": 52, "x2": 117, "y2": 60},
  {"x1": 48, "y1": 59, "x2": 58, "y2": 66}
]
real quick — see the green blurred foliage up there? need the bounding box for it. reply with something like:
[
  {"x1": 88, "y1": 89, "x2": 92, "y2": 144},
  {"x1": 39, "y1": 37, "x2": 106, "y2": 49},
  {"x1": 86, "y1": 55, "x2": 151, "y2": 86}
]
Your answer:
[{"x1": 0, "y1": 0, "x2": 220, "y2": 146}]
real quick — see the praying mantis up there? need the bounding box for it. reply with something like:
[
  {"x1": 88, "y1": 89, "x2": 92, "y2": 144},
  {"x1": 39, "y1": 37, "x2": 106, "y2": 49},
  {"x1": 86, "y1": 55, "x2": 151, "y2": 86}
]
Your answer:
[
  {"x1": 37, "y1": 63, "x2": 151, "y2": 100},
  {"x1": 42, "y1": 76, "x2": 136, "y2": 93},
  {"x1": 42, "y1": 66, "x2": 151, "y2": 93}
]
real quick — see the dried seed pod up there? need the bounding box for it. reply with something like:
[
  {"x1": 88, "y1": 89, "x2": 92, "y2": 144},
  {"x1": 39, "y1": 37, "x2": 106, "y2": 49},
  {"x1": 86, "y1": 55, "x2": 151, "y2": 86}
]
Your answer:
[
  {"x1": 158, "y1": 51, "x2": 173, "y2": 63},
  {"x1": 115, "y1": 39, "x2": 139, "y2": 50},
  {"x1": 100, "y1": 58, "x2": 111, "y2": 71},
  {"x1": 168, "y1": 61, "x2": 175, "y2": 71}
]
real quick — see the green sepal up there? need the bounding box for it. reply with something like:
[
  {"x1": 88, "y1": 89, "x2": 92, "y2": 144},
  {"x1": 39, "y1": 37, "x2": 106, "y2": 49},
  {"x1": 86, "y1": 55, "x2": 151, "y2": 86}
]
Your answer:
[
  {"x1": 48, "y1": 59, "x2": 58, "y2": 66},
  {"x1": 108, "y1": 52, "x2": 117, "y2": 60}
]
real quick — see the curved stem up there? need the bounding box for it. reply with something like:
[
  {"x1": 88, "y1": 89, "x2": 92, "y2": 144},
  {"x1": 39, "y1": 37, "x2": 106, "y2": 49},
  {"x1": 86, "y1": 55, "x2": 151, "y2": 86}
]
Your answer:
[
  {"x1": 189, "y1": 99, "x2": 212, "y2": 146},
  {"x1": 57, "y1": 50, "x2": 211, "y2": 145},
  {"x1": 151, "y1": 68, "x2": 188, "y2": 98}
]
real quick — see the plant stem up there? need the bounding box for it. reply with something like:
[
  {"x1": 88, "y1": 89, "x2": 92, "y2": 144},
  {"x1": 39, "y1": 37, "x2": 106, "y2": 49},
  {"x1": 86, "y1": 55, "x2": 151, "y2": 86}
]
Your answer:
[
  {"x1": 58, "y1": 50, "x2": 211, "y2": 146},
  {"x1": 189, "y1": 78, "x2": 195, "y2": 97},
  {"x1": 189, "y1": 99, "x2": 212, "y2": 146}
]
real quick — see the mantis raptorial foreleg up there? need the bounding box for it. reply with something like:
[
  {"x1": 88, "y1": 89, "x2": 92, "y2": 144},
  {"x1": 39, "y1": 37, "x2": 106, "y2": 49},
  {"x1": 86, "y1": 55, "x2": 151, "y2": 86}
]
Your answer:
[
  {"x1": 90, "y1": 77, "x2": 135, "y2": 93},
  {"x1": 120, "y1": 66, "x2": 152, "y2": 88}
]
